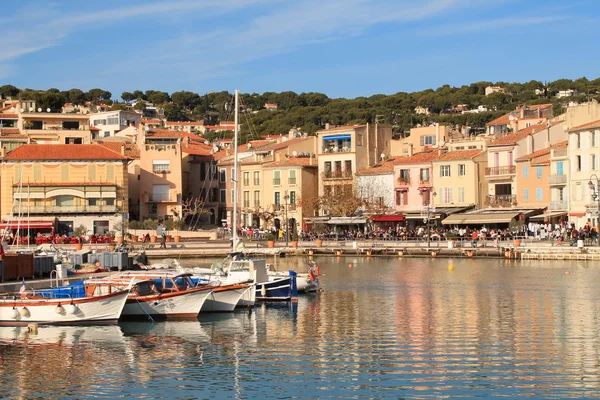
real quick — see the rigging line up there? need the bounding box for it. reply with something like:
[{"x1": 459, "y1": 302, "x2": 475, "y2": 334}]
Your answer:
[{"x1": 238, "y1": 94, "x2": 261, "y2": 142}]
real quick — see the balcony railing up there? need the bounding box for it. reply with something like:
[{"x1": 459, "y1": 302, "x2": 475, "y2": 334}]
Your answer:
[
  {"x1": 551, "y1": 148, "x2": 568, "y2": 158},
  {"x1": 24, "y1": 205, "x2": 118, "y2": 214},
  {"x1": 485, "y1": 166, "x2": 516, "y2": 176},
  {"x1": 548, "y1": 200, "x2": 568, "y2": 210},
  {"x1": 485, "y1": 194, "x2": 517, "y2": 208},
  {"x1": 288, "y1": 178, "x2": 296, "y2": 185},
  {"x1": 243, "y1": 201, "x2": 250, "y2": 208},
  {"x1": 253, "y1": 179, "x2": 260, "y2": 185},
  {"x1": 289, "y1": 204, "x2": 297, "y2": 211},
  {"x1": 322, "y1": 146, "x2": 351, "y2": 153},
  {"x1": 419, "y1": 179, "x2": 431, "y2": 186},
  {"x1": 397, "y1": 176, "x2": 411, "y2": 185},
  {"x1": 273, "y1": 204, "x2": 283, "y2": 211},
  {"x1": 322, "y1": 170, "x2": 353, "y2": 180},
  {"x1": 243, "y1": 179, "x2": 250, "y2": 186},
  {"x1": 273, "y1": 178, "x2": 281, "y2": 185},
  {"x1": 147, "y1": 193, "x2": 177, "y2": 202},
  {"x1": 153, "y1": 165, "x2": 170, "y2": 173},
  {"x1": 548, "y1": 175, "x2": 567, "y2": 185}
]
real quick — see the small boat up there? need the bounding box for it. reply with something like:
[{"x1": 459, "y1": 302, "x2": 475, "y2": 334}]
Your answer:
[
  {"x1": 113, "y1": 271, "x2": 215, "y2": 319},
  {"x1": 0, "y1": 280, "x2": 131, "y2": 326},
  {"x1": 268, "y1": 260, "x2": 320, "y2": 293},
  {"x1": 194, "y1": 280, "x2": 253, "y2": 313}
]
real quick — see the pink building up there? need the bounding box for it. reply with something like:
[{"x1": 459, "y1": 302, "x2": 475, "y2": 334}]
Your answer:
[{"x1": 393, "y1": 150, "x2": 439, "y2": 218}]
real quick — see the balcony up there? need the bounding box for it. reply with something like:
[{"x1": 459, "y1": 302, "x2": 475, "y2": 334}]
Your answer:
[
  {"x1": 548, "y1": 200, "x2": 568, "y2": 210},
  {"x1": 419, "y1": 179, "x2": 432, "y2": 187},
  {"x1": 485, "y1": 166, "x2": 516, "y2": 176},
  {"x1": 272, "y1": 204, "x2": 283, "y2": 211},
  {"x1": 146, "y1": 191, "x2": 178, "y2": 203},
  {"x1": 548, "y1": 175, "x2": 567, "y2": 186},
  {"x1": 153, "y1": 165, "x2": 170, "y2": 173},
  {"x1": 24, "y1": 205, "x2": 118, "y2": 214},
  {"x1": 273, "y1": 178, "x2": 281, "y2": 185},
  {"x1": 397, "y1": 176, "x2": 411, "y2": 186},
  {"x1": 551, "y1": 148, "x2": 568, "y2": 158},
  {"x1": 288, "y1": 178, "x2": 296, "y2": 185},
  {"x1": 322, "y1": 170, "x2": 353, "y2": 180},
  {"x1": 485, "y1": 194, "x2": 517, "y2": 208}
]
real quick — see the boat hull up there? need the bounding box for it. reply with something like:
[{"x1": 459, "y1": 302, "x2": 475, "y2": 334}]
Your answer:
[
  {"x1": 0, "y1": 290, "x2": 129, "y2": 326},
  {"x1": 121, "y1": 287, "x2": 212, "y2": 319},
  {"x1": 236, "y1": 285, "x2": 256, "y2": 308},
  {"x1": 256, "y1": 274, "x2": 298, "y2": 301},
  {"x1": 201, "y1": 284, "x2": 251, "y2": 313},
  {"x1": 269, "y1": 272, "x2": 318, "y2": 293}
]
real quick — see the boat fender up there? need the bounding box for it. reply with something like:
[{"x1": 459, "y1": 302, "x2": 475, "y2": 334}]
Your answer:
[
  {"x1": 68, "y1": 304, "x2": 78, "y2": 314},
  {"x1": 308, "y1": 270, "x2": 315, "y2": 281},
  {"x1": 261, "y1": 285, "x2": 266, "y2": 297},
  {"x1": 10, "y1": 307, "x2": 19, "y2": 319},
  {"x1": 21, "y1": 307, "x2": 30, "y2": 318},
  {"x1": 315, "y1": 265, "x2": 320, "y2": 276}
]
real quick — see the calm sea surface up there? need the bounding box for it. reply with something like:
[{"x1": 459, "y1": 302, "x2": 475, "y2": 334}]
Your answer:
[{"x1": 1, "y1": 256, "x2": 600, "y2": 399}]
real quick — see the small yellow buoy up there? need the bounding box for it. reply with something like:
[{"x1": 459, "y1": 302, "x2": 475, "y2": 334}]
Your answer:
[{"x1": 448, "y1": 264, "x2": 455, "y2": 271}]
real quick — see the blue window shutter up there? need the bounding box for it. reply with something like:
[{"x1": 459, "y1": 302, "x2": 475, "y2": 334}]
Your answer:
[
  {"x1": 524, "y1": 188, "x2": 529, "y2": 200},
  {"x1": 523, "y1": 165, "x2": 528, "y2": 178}
]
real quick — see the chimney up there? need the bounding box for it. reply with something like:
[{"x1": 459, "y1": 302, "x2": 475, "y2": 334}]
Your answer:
[
  {"x1": 121, "y1": 143, "x2": 126, "y2": 156},
  {"x1": 325, "y1": 123, "x2": 330, "y2": 130}
]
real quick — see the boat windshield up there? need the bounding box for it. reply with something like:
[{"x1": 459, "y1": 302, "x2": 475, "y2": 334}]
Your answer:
[
  {"x1": 229, "y1": 261, "x2": 250, "y2": 272},
  {"x1": 135, "y1": 281, "x2": 157, "y2": 296}
]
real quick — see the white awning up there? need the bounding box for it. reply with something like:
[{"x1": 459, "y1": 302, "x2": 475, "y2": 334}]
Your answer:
[
  {"x1": 327, "y1": 217, "x2": 367, "y2": 225},
  {"x1": 529, "y1": 211, "x2": 567, "y2": 221}
]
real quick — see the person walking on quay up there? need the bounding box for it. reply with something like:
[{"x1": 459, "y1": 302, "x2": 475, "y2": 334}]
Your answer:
[{"x1": 471, "y1": 230, "x2": 479, "y2": 248}]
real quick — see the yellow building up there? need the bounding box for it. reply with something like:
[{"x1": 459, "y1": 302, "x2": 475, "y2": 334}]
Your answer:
[
  {"x1": 0, "y1": 144, "x2": 128, "y2": 235},
  {"x1": 431, "y1": 149, "x2": 487, "y2": 209}
]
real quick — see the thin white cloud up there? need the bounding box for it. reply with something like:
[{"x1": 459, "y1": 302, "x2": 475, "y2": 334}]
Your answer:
[{"x1": 420, "y1": 16, "x2": 568, "y2": 36}]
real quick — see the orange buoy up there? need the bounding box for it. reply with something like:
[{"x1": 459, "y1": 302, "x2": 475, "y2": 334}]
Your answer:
[
  {"x1": 348, "y1": 263, "x2": 352, "y2": 268},
  {"x1": 565, "y1": 271, "x2": 570, "y2": 275}
]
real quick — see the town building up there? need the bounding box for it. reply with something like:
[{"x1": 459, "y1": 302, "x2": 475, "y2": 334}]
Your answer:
[
  {"x1": 0, "y1": 144, "x2": 129, "y2": 236},
  {"x1": 89, "y1": 110, "x2": 140, "y2": 140},
  {"x1": 485, "y1": 86, "x2": 506, "y2": 96},
  {"x1": 392, "y1": 124, "x2": 454, "y2": 156},
  {"x1": 486, "y1": 104, "x2": 553, "y2": 135}
]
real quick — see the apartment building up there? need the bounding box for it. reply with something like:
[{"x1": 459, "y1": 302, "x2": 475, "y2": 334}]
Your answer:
[
  {"x1": 0, "y1": 144, "x2": 128, "y2": 235},
  {"x1": 89, "y1": 110, "x2": 141, "y2": 140},
  {"x1": 486, "y1": 104, "x2": 553, "y2": 135}
]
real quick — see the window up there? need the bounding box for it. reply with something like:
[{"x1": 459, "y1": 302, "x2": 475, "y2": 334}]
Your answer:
[
  {"x1": 14, "y1": 165, "x2": 23, "y2": 182},
  {"x1": 61, "y1": 164, "x2": 69, "y2": 181},
  {"x1": 93, "y1": 119, "x2": 107, "y2": 126},
  {"x1": 458, "y1": 164, "x2": 466, "y2": 176},
  {"x1": 420, "y1": 168, "x2": 429, "y2": 183},
  {"x1": 576, "y1": 155, "x2": 582, "y2": 171},
  {"x1": 522, "y1": 165, "x2": 529, "y2": 178},
  {"x1": 107, "y1": 116, "x2": 118, "y2": 125},
  {"x1": 421, "y1": 190, "x2": 431, "y2": 206},
  {"x1": 273, "y1": 170, "x2": 281, "y2": 185},
  {"x1": 524, "y1": 188, "x2": 529, "y2": 201},
  {"x1": 593, "y1": 155, "x2": 597, "y2": 171},
  {"x1": 576, "y1": 183, "x2": 582, "y2": 201},
  {"x1": 88, "y1": 164, "x2": 96, "y2": 181},
  {"x1": 33, "y1": 165, "x2": 41, "y2": 182},
  {"x1": 536, "y1": 188, "x2": 543, "y2": 201},
  {"x1": 243, "y1": 191, "x2": 250, "y2": 208},
  {"x1": 442, "y1": 187, "x2": 453, "y2": 203},
  {"x1": 508, "y1": 151, "x2": 513, "y2": 166},
  {"x1": 231, "y1": 168, "x2": 236, "y2": 182},
  {"x1": 254, "y1": 190, "x2": 260, "y2": 207},
  {"x1": 458, "y1": 187, "x2": 465, "y2": 203},
  {"x1": 55, "y1": 195, "x2": 73, "y2": 206},
  {"x1": 104, "y1": 131, "x2": 110, "y2": 138},
  {"x1": 324, "y1": 161, "x2": 332, "y2": 176},
  {"x1": 243, "y1": 172, "x2": 250, "y2": 186},
  {"x1": 344, "y1": 160, "x2": 352, "y2": 176},
  {"x1": 274, "y1": 192, "x2": 281, "y2": 205},
  {"x1": 107, "y1": 164, "x2": 115, "y2": 181},
  {"x1": 395, "y1": 190, "x2": 408, "y2": 206},
  {"x1": 593, "y1": 131, "x2": 597, "y2": 148},
  {"x1": 253, "y1": 171, "x2": 260, "y2": 185},
  {"x1": 289, "y1": 191, "x2": 296, "y2": 205},
  {"x1": 105, "y1": 198, "x2": 115, "y2": 206},
  {"x1": 440, "y1": 165, "x2": 451, "y2": 177},
  {"x1": 219, "y1": 189, "x2": 226, "y2": 203},
  {"x1": 420, "y1": 135, "x2": 436, "y2": 146},
  {"x1": 577, "y1": 133, "x2": 581, "y2": 148},
  {"x1": 219, "y1": 169, "x2": 226, "y2": 183},
  {"x1": 536, "y1": 166, "x2": 542, "y2": 178},
  {"x1": 231, "y1": 189, "x2": 235, "y2": 205},
  {"x1": 400, "y1": 169, "x2": 410, "y2": 183},
  {"x1": 288, "y1": 170, "x2": 296, "y2": 185},
  {"x1": 152, "y1": 184, "x2": 169, "y2": 201},
  {"x1": 556, "y1": 161, "x2": 564, "y2": 175}
]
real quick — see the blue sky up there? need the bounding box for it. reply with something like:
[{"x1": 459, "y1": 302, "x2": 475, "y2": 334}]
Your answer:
[{"x1": 2, "y1": 0, "x2": 599, "y2": 99}]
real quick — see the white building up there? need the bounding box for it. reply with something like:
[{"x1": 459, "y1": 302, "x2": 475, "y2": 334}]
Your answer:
[
  {"x1": 556, "y1": 89, "x2": 579, "y2": 98},
  {"x1": 89, "y1": 110, "x2": 141, "y2": 140}
]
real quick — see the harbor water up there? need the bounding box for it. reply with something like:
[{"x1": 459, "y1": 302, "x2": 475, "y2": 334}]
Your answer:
[{"x1": 1, "y1": 256, "x2": 600, "y2": 398}]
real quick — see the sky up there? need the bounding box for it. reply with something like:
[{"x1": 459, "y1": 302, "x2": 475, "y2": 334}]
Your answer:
[{"x1": 2, "y1": 0, "x2": 599, "y2": 99}]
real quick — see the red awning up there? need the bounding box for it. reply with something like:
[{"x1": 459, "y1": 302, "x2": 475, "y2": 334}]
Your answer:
[
  {"x1": 568, "y1": 212, "x2": 586, "y2": 217},
  {"x1": 371, "y1": 215, "x2": 405, "y2": 222},
  {"x1": 0, "y1": 221, "x2": 55, "y2": 230}
]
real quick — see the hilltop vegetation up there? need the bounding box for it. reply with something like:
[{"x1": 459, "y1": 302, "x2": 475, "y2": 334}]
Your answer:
[{"x1": 2, "y1": 76, "x2": 599, "y2": 137}]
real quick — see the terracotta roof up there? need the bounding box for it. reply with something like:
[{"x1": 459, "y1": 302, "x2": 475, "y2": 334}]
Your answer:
[
  {"x1": 0, "y1": 128, "x2": 22, "y2": 135},
  {"x1": 528, "y1": 103, "x2": 553, "y2": 110},
  {"x1": 570, "y1": 119, "x2": 600, "y2": 131},
  {"x1": 182, "y1": 143, "x2": 212, "y2": 156},
  {"x1": 489, "y1": 124, "x2": 546, "y2": 146},
  {"x1": 141, "y1": 119, "x2": 162, "y2": 124},
  {"x1": 0, "y1": 113, "x2": 18, "y2": 119},
  {"x1": 432, "y1": 149, "x2": 483, "y2": 161},
  {"x1": 263, "y1": 156, "x2": 317, "y2": 168},
  {"x1": 238, "y1": 140, "x2": 273, "y2": 152},
  {"x1": 166, "y1": 121, "x2": 204, "y2": 126},
  {"x1": 251, "y1": 137, "x2": 308, "y2": 152},
  {"x1": 356, "y1": 158, "x2": 398, "y2": 175},
  {"x1": 515, "y1": 140, "x2": 568, "y2": 162},
  {"x1": 90, "y1": 126, "x2": 101, "y2": 131},
  {"x1": 95, "y1": 140, "x2": 141, "y2": 159},
  {"x1": 4, "y1": 144, "x2": 128, "y2": 161},
  {"x1": 394, "y1": 151, "x2": 440, "y2": 164},
  {"x1": 146, "y1": 129, "x2": 181, "y2": 138},
  {"x1": 213, "y1": 149, "x2": 229, "y2": 160},
  {"x1": 317, "y1": 125, "x2": 364, "y2": 133},
  {"x1": 487, "y1": 104, "x2": 553, "y2": 126}
]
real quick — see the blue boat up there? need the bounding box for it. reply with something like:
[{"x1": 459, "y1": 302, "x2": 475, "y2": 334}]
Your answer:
[{"x1": 256, "y1": 270, "x2": 298, "y2": 301}]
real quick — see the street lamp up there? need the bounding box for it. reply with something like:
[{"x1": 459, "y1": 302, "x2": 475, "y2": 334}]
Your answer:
[
  {"x1": 588, "y1": 174, "x2": 600, "y2": 237},
  {"x1": 284, "y1": 191, "x2": 290, "y2": 248}
]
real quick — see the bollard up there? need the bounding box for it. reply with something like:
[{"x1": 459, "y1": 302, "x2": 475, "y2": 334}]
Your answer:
[{"x1": 28, "y1": 323, "x2": 38, "y2": 334}]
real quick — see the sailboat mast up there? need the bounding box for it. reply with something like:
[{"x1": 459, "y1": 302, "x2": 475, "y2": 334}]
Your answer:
[{"x1": 232, "y1": 89, "x2": 240, "y2": 248}]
